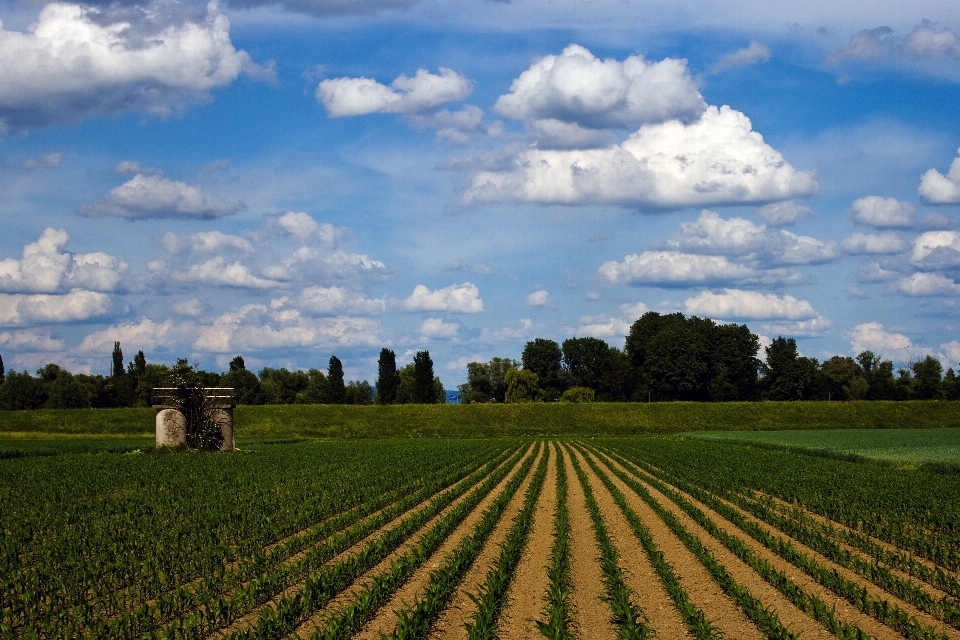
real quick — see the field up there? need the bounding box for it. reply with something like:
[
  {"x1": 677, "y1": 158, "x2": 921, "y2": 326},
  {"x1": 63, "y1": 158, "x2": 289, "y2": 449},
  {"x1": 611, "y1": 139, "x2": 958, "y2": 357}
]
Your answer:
[{"x1": 5, "y1": 433, "x2": 960, "y2": 639}]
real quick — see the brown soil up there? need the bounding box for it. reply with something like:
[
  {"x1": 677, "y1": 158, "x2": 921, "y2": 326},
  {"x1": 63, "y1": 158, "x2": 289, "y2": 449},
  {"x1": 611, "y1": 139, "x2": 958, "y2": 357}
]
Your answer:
[
  {"x1": 347, "y1": 443, "x2": 542, "y2": 640},
  {"x1": 561, "y1": 444, "x2": 617, "y2": 640},
  {"x1": 495, "y1": 442, "x2": 559, "y2": 640},
  {"x1": 427, "y1": 444, "x2": 551, "y2": 639},
  {"x1": 222, "y1": 447, "x2": 524, "y2": 639},
  {"x1": 566, "y1": 446, "x2": 690, "y2": 639},
  {"x1": 575, "y1": 447, "x2": 764, "y2": 640},
  {"x1": 614, "y1": 453, "x2": 942, "y2": 640}
]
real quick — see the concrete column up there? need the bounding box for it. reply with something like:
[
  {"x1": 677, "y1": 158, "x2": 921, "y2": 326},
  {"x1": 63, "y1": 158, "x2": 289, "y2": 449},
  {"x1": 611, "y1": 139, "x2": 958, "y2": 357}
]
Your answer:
[
  {"x1": 211, "y1": 407, "x2": 235, "y2": 451},
  {"x1": 156, "y1": 408, "x2": 187, "y2": 447}
]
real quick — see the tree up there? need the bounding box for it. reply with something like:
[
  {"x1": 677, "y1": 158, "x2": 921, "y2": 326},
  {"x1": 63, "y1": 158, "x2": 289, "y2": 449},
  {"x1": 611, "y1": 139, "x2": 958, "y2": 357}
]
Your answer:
[
  {"x1": 0, "y1": 371, "x2": 46, "y2": 410},
  {"x1": 761, "y1": 337, "x2": 809, "y2": 400},
  {"x1": 820, "y1": 355, "x2": 863, "y2": 400},
  {"x1": 413, "y1": 351, "x2": 437, "y2": 403},
  {"x1": 222, "y1": 365, "x2": 264, "y2": 405},
  {"x1": 943, "y1": 368, "x2": 960, "y2": 400},
  {"x1": 458, "y1": 357, "x2": 519, "y2": 403},
  {"x1": 504, "y1": 368, "x2": 541, "y2": 403},
  {"x1": 560, "y1": 386, "x2": 595, "y2": 403},
  {"x1": 375, "y1": 348, "x2": 400, "y2": 405},
  {"x1": 129, "y1": 351, "x2": 146, "y2": 378},
  {"x1": 346, "y1": 380, "x2": 375, "y2": 405},
  {"x1": 396, "y1": 363, "x2": 445, "y2": 404},
  {"x1": 327, "y1": 356, "x2": 346, "y2": 404},
  {"x1": 229, "y1": 355, "x2": 245, "y2": 372},
  {"x1": 911, "y1": 356, "x2": 943, "y2": 399},
  {"x1": 0, "y1": 353, "x2": 4, "y2": 382},
  {"x1": 111, "y1": 342, "x2": 124, "y2": 378},
  {"x1": 562, "y1": 337, "x2": 613, "y2": 392},
  {"x1": 46, "y1": 371, "x2": 91, "y2": 409},
  {"x1": 521, "y1": 339, "x2": 567, "y2": 400}
]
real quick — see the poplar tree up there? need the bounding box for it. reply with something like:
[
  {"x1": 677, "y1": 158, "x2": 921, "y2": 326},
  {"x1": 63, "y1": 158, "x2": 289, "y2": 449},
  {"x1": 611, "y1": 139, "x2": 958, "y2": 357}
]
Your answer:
[
  {"x1": 376, "y1": 348, "x2": 399, "y2": 404},
  {"x1": 328, "y1": 356, "x2": 346, "y2": 404},
  {"x1": 111, "y1": 342, "x2": 123, "y2": 377}
]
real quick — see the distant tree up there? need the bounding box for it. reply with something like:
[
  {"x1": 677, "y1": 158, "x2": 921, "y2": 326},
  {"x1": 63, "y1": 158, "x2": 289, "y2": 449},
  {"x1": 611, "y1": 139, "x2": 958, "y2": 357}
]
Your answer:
[
  {"x1": 943, "y1": 368, "x2": 960, "y2": 400},
  {"x1": 396, "y1": 363, "x2": 445, "y2": 404},
  {"x1": 229, "y1": 355, "x2": 246, "y2": 372},
  {"x1": 413, "y1": 351, "x2": 437, "y2": 403},
  {"x1": 820, "y1": 355, "x2": 863, "y2": 400},
  {"x1": 911, "y1": 356, "x2": 943, "y2": 399},
  {"x1": 46, "y1": 371, "x2": 92, "y2": 409},
  {"x1": 375, "y1": 348, "x2": 399, "y2": 405},
  {"x1": 222, "y1": 364, "x2": 263, "y2": 405},
  {"x1": 129, "y1": 351, "x2": 146, "y2": 378},
  {"x1": 36, "y1": 363, "x2": 65, "y2": 382},
  {"x1": 562, "y1": 337, "x2": 613, "y2": 392},
  {"x1": 259, "y1": 367, "x2": 309, "y2": 404},
  {"x1": 895, "y1": 367, "x2": 914, "y2": 400},
  {"x1": 645, "y1": 322, "x2": 710, "y2": 401},
  {"x1": 761, "y1": 337, "x2": 810, "y2": 400},
  {"x1": 346, "y1": 380, "x2": 375, "y2": 405},
  {"x1": 560, "y1": 386, "x2": 595, "y2": 403},
  {"x1": 0, "y1": 353, "x2": 4, "y2": 382},
  {"x1": 0, "y1": 371, "x2": 46, "y2": 410},
  {"x1": 521, "y1": 339, "x2": 567, "y2": 400},
  {"x1": 458, "y1": 357, "x2": 519, "y2": 403},
  {"x1": 111, "y1": 342, "x2": 124, "y2": 378},
  {"x1": 504, "y1": 368, "x2": 541, "y2": 403},
  {"x1": 327, "y1": 356, "x2": 346, "y2": 404},
  {"x1": 296, "y1": 369, "x2": 328, "y2": 404}
]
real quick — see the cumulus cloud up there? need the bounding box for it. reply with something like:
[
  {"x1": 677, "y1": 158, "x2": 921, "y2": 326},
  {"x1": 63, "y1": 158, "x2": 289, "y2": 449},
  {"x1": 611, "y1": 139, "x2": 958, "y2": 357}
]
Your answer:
[
  {"x1": 0, "y1": 329, "x2": 65, "y2": 352},
  {"x1": 162, "y1": 230, "x2": 254, "y2": 254},
  {"x1": 225, "y1": 0, "x2": 415, "y2": 17},
  {"x1": 169, "y1": 257, "x2": 285, "y2": 289},
  {"x1": 172, "y1": 298, "x2": 205, "y2": 317},
  {"x1": 919, "y1": 148, "x2": 960, "y2": 204},
  {"x1": 891, "y1": 272, "x2": 960, "y2": 296},
  {"x1": 683, "y1": 289, "x2": 818, "y2": 320},
  {"x1": 831, "y1": 23, "x2": 960, "y2": 72},
  {"x1": 857, "y1": 261, "x2": 901, "y2": 283},
  {"x1": 275, "y1": 211, "x2": 339, "y2": 245},
  {"x1": 598, "y1": 251, "x2": 800, "y2": 287},
  {"x1": 403, "y1": 283, "x2": 484, "y2": 313},
  {"x1": 462, "y1": 105, "x2": 817, "y2": 209},
  {"x1": 761, "y1": 317, "x2": 833, "y2": 338},
  {"x1": 849, "y1": 196, "x2": 915, "y2": 228},
  {"x1": 910, "y1": 230, "x2": 960, "y2": 268},
  {"x1": 317, "y1": 68, "x2": 471, "y2": 117},
  {"x1": 841, "y1": 232, "x2": 907, "y2": 254},
  {"x1": 75, "y1": 318, "x2": 178, "y2": 355},
  {"x1": 419, "y1": 317, "x2": 460, "y2": 339},
  {"x1": 575, "y1": 314, "x2": 632, "y2": 339},
  {"x1": 408, "y1": 106, "x2": 500, "y2": 144},
  {"x1": 0, "y1": 228, "x2": 126, "y2": 294},
  {"x1": 0, "y1": 291, "x2": 111, "y2": 325},
  {"x1": 0, "y1": 1, "x2": 262, "y2": 131},
  {"x1": 79, "y1": 173, "x2": 241, "y2": 220},
  {"x1": 669, "y1": 210, "x2": 838, "y2": 265},
  {"x1": 476, "y1": 318, "x2": 535, "y2": 344},
  {"x1": 754, "y1": 200, "x2": 813, "y2": 226},
  {"x1": 494, "y1": 44, "x2": 705, "y2": 129},
  {"x1": 297, "y1": 285, "x2": 385, "y2": 315},
  {"x1": 526, "y1": 289, "x2": 549, "y2": 306},
  {"x1": 710, "y1": 41, "x2": 772, "y2": 74},
  {"x1": 848, "y1": 322, "x2": 929, "y2": 361},
  {"x1": 22, "y1": 153, "x2": 62, "y2": 170}
]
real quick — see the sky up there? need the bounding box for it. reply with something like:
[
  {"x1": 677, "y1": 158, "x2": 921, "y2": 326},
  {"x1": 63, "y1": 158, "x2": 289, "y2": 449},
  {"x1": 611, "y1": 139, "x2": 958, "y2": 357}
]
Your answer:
[{"x1": 2, "y1": 0, "x2": 960, "y2": 386}]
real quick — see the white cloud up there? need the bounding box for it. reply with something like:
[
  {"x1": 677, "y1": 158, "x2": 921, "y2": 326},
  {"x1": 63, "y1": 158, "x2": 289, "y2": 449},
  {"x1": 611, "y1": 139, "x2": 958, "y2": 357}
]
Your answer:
[
  {"x1": 683, "y1": 289, "x2": 819, "y2": 320},
  {"x1": 162, "y1": 230, "x2": 254, "y2": 254},
  {"x1": 0, "y1": 228, "x2": 126, "y2": 294},
  {"x1": 476, "y1": 318, "x2": 535, "y2": 344},
  {"x1": 669, "y1": 210, "x2": 838, "y2": 265},
  {"x1": 830, "y1": 23, "x2": 960, "y2": 82},
  {"x1": 170, "y1": 257, "x2": 285, "y2": 289},
  {"x1": 598, "y1": 251, "x2": 801, "y2": 287},
  {"x1": 172, "y1": 298, "x2": 205, "y2": 317},
  {"x1": 528, "y1": 119, "x2": 617, "y2": 150},
  {"x1": 403, "y1": 283, "x2": 484, "y2": 313},
  {"x1": 910, "y1": 230, "x2": 960, "y2": 268},
  {"x1": 297, "y1": 285, "x2": 385, "y2": 315},
  {"x1": 919, "y1": 148, "x2": 960, "y2": 204},
  {"x1": 575, "y1": 314, "x2": 632, "y2": 339},
  {"x1": 75, "y1": 318, "x2": 178, "y2": 355},
  {"x1": 619, "y1": 301, "x2": 649, "y2": 320},
  {"x1": 849, "y1": 196, "x2": 915, "y2": 228},
  {"x1": 462, "y1": 106, "x2": 817, "y2": 209},
  {"x1": 225, "y1": 0, "x2": 415, "y2": 17},
  {"x1": 710, "y1": 41, "x2": 772, "y2": 74},
  {"x1": 0, "y1": 1, "x2": 260, "y2": 130},
  {"x1": 891, "y1": 272, "x2": 960, "y2": 296},
  {"x1": 114, "y1": 161, "x2": 143, "y2": 174},
  {"x1": 754, "y1": 200, "x2": 813, "y2": 226},
  {"x1": 0, "y1": 329, "x2": 65, "y2": 352},
  {"x1": 848, "y1": 321, "x2": 929, "y2": 361},
  {"x1": 0, "y1": 291, "x2": 111, "y2": 325},
  {"x1": 857, "y1": 261, "x2": 901, "y2": 283},
  {"x1": 22, "y1": 153, "x2": 62, "y2": 170},
  {"x1": 79, "y1": 173, "x2": 241, "y2": 220},
  {"x1": 526, "y1": 289, "x2": 550, "y2": 306},
  {"x1": 275, "y1": 211, "x2": 339, "y2": 245},
  {"x1": 408, "y1": 105, "x2": 499, "y2": 144},
  {"x1": 494, "y1": 44, "x2": 705, "y2": 129},
  {"x1": 317, "y1": 67, "x2": 471, "y2": 117},
  {"x1": 760, "y1": 317, "x2": 833, "y2": 338},
  {"x1": 419, "y1": 317, "x2": 460, "y2": 339},
  {"x1": 841, "y1": 232, "x2": 907, "y2": 255},
  {"x1": 942, "y1": 340, "x2": 960, "y2": 366}
]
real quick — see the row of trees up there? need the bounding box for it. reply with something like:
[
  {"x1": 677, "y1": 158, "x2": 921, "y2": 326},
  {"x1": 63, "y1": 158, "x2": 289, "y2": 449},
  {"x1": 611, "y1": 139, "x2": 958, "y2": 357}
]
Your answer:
[
  {"x1": 457, "y1": 312, "x2": 960, "y2": 403},
  {"x1": 0, "y1": 344, "x2": 445, "y2": 410}
]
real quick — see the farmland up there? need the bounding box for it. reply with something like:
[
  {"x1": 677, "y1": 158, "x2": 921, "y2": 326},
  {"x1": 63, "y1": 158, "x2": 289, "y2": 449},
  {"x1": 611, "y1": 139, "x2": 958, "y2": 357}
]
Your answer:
[{"x1": 4, "y1": 433, "x2": 960, "y2": 639}]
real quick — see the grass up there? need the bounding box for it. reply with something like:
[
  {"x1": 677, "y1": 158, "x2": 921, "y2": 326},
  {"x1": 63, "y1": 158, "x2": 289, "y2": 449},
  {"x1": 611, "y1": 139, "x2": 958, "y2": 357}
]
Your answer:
[
  {"x1": 1, "y1": 401, "x2": 958, "y2": 441},
  {"x1": 684, "y1": 428, "x2": 960, "y2": 467}
]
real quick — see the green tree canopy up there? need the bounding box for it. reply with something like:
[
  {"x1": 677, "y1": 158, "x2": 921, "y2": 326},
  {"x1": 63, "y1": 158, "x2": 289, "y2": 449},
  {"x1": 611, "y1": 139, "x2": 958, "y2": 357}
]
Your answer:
[
  {"x1": 327, "y1": 356, "x2": 346, "y2": 404},
  {"x1": 521, "y1": 338, "x2": 567, "y2": 399},
  {"x1": 375, "y1": 348, "x2": 399, "y2": 405},
  {"x1": 413, "y1": 350, "x2": 437, "y2": 403}
]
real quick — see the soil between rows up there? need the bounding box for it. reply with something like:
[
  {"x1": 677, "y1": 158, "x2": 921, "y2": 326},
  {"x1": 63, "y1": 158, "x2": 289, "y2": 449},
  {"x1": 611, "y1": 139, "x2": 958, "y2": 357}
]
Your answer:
[{"x1": 350, "y1": 442, "x2": 542, "y2": 639}]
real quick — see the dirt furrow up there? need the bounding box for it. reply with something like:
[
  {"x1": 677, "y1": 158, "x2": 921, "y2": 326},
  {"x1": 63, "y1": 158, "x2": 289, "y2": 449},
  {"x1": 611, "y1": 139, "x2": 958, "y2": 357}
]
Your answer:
[
  {"x1": 332, "y1": 443, "x2": 541, "y2": 640},
  {"x1": 495, "y1": 442, "x2": 560, "y2": 640},
  {"x1": 560, "y1": 444, "x2": 618, "y2": 640},
  {"x1": 426, "y1": 444, "x2": 552, "y2": 639},
  {"x1": 613, "y1": 453, "x2": 933, "y2": 640},
  {"x1": 568, "y1": 446, "x2": 691, "y2": 639},
  {"x1": 577, "y1": 447, "x2": 764, "y2": 640},
  {"x1": 220, "y1": 446, "x2": 523, "y2": 638}
]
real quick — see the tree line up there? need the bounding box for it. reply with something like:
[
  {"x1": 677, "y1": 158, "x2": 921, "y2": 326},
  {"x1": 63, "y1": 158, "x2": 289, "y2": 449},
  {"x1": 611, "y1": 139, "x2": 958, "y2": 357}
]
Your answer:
[
  {"x1": 458, "y1": 312, "x2": 960, "y2": 403},
  {"x1": 0, "y1": 344, "x2": 445, "y2": 410}
]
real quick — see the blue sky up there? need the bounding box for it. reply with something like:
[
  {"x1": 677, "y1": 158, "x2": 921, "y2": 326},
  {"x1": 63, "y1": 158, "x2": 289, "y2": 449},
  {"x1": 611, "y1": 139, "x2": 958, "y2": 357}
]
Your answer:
[{"x1": 2, "y1": 0, "x2": 960, "y2": 386}]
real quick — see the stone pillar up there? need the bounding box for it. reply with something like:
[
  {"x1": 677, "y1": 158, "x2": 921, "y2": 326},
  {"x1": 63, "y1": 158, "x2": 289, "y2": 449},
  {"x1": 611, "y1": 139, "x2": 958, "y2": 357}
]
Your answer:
[
  {"x1": 156, "y1": 408, "x2": 186, "y2": 448},
  {"x1": 211, "y1": 407, "x2": 235, "y2": 451}
]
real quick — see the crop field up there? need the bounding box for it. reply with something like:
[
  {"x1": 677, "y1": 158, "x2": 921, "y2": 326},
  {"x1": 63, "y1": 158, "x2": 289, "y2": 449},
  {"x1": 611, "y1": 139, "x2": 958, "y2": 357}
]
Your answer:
[{"x1": 4, "y1": 435, "x2": 960, "y2": 639}]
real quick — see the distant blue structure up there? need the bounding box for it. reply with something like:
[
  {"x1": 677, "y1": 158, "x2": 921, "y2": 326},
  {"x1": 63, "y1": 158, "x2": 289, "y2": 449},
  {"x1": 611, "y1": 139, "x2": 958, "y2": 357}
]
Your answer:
[{"x1": 446, "y1": 390, "x2": 462, "y2": 404}]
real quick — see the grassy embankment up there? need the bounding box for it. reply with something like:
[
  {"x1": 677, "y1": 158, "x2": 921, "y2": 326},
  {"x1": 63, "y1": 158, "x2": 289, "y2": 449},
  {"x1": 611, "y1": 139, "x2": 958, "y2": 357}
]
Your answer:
[{"x1": 1, "y1": 400, "x2": 957, "y2": 441}]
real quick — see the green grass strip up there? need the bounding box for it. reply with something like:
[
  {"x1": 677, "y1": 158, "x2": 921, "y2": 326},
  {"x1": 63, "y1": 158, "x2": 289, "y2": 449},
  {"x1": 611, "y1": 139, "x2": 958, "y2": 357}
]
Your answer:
[
  {"x1": 463, "y1": 442, "x2": 550, "y2": 639},
  {"x1": 573, "y1": 445, "x2": 720, "y2": 640},
  {"x1": 563, "y1": 444, "x2": 653, "y2": 640},
  {"x1": 587, "y1": 445, "x2": 800, "y2": 640},
  {"x1": 310, "y1": 442, "x2": 544, "y2": 640},
  {"x1": 386, "y1": 443, "x2": 549, "y2": 640},
  {"x1": 536, "y1": 443, "x2": 575, "y2": 640},
  {"x1": 604, "y1": 448, "x2": 947, "y2": 640}
]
